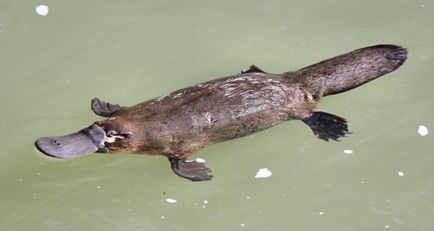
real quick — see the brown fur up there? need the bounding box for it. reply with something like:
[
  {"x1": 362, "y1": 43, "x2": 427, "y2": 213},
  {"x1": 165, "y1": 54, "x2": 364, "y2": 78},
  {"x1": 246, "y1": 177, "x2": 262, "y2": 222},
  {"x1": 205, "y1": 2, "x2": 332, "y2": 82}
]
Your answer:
[{"x1": 95, "y1": 45, "x2": 407, "y2": 159}]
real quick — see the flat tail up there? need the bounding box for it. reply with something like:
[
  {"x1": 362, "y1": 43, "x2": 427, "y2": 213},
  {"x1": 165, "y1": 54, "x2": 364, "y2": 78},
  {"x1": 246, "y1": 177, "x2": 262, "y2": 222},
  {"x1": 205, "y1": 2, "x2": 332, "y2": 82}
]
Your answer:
[{"x1": 290, "y1": 44, "x2": 408, "y2": 96}]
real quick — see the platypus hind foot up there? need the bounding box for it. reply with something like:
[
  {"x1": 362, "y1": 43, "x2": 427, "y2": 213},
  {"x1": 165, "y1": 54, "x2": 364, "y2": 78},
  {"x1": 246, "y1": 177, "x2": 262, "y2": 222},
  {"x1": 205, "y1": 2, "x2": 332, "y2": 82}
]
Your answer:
[
  {"x1": 303, "y1": 111, "x2": 350, "y2": 142},
  {"x1": 91, "y1": 98, "x2": 125, "y2": 117},
  {"x1": 168, "y1": 157, "x2": 213, "y2": 182}
]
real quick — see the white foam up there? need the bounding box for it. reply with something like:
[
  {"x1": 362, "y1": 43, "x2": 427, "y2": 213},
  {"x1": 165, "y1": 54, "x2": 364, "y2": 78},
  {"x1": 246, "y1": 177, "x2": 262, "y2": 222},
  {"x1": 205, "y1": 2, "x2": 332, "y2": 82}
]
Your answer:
[
  {"x1": 417, "y1": 125, "x2": 428, "y2": 136},
  {"x1": 35, "y1": 5, "x2": 49, "y2": 16},
  {"x1": 398, "y1": 171, "x2": 405, "y2": 177},
  {"x1": 255, "y1": 168, "x2": 272, "y2": 178},
  {"x1": 344, "y1": 149, "x2": 353, "y2": 154},
  {"x1": 165, "y1": 198, "x2": 177, "y2": 203}
]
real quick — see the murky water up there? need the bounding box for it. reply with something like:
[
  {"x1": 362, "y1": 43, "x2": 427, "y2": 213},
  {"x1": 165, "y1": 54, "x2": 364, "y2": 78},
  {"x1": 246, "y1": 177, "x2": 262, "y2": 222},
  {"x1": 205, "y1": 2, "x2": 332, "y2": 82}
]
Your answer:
[{"x1": 1, "y1": 1, "x2": 433, "y2": 230}]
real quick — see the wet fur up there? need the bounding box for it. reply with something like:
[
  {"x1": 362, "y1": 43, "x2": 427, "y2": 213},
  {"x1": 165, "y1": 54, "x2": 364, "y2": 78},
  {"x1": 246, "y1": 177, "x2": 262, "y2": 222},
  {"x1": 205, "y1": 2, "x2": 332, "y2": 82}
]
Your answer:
[{"x1": 97, "y1": 45, "x2": 407, "y2": 158}]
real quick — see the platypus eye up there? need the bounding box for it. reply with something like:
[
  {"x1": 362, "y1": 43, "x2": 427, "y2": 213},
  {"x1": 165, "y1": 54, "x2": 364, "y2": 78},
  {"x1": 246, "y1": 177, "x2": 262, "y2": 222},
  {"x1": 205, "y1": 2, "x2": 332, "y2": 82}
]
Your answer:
[
  {"x1": 104, "y1": 130, "x2": 132, "y2": 143},
  {"x1": 107, "y1": 130, "x2": 118, "y2": 137}
]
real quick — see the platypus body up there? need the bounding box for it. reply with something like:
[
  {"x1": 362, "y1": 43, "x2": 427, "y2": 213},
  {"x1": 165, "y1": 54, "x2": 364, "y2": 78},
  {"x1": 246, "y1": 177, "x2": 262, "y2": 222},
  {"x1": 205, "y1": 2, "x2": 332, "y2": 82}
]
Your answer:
[{"x1": 35, "y1": 45, "x2": 407, "y2": 181}]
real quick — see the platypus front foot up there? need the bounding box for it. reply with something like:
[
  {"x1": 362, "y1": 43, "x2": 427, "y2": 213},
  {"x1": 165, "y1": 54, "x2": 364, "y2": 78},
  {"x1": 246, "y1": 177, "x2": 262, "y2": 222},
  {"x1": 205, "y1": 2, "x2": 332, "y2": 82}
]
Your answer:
[
  {"x1": 303, "y1": 111, "x2": 350, "y2": 141},
  {"x1": 91, "y1": 98, "x2": 125, "y2": 117},
  {"x1": 168, "y1": 157, "x2": 213, "y2": 182}
]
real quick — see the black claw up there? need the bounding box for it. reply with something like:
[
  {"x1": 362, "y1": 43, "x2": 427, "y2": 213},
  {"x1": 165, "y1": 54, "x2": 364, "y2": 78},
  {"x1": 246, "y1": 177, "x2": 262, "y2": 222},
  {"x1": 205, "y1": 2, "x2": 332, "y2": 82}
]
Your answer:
[
  {"x1": 169, "y1": 157, "x2": 213, "y2": 182},
  {"x1": 303, "y1": 111, "x2": 350, "y2": 142}
]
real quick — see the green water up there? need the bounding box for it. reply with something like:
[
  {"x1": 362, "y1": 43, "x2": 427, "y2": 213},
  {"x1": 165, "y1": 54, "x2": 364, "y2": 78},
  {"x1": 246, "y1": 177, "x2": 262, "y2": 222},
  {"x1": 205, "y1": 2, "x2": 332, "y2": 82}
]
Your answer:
[{"x1": 1, "y1": 0, "x2": 433, "y2": 230}]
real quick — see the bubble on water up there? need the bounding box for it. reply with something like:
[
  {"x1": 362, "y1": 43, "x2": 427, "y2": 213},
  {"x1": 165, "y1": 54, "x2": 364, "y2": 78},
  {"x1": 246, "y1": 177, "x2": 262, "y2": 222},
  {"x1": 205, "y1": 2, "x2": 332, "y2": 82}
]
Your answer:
[
  {"x1": 398, "y1": 171, "x2": 405, "y2": 176},
  {"x1": 165, "y1": 198, "x2": 177, "y2": 203},
  {"x1": 35, "y1": 5, "x2": 49, "y2": 16},
  {"x1": 344, "y1": 149, "x2": 353, "y2": 154},
  {"x1": 255, "y1": 168, "x2": 272, "y2": 178},
  {"x1": 240, "y1": 224, "x2": 245, "y2": 227},
  {"x1": 318, "y1": 211, "x2": 325, "y2": 215},
  {"x1": 203, "y1": 200, "x2": 208, "y2": 204},
  {"x1": 417, "y1": 125, "x2": 428, "y2": 136}
]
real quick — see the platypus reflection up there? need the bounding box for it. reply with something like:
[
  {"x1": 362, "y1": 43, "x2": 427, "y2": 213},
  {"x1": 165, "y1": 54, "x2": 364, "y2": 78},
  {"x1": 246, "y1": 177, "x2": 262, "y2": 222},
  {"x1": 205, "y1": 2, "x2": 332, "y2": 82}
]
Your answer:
[{"x1": 35, "y1": 45, "x2": 407, "y2": 181}]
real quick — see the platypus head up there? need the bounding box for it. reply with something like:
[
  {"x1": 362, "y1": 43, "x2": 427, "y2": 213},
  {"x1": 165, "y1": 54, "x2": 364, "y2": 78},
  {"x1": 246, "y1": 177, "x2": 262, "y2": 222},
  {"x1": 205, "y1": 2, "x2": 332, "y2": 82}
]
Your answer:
[{"x1": 35, "y1": 119, "x2": 133, "y2": 159}]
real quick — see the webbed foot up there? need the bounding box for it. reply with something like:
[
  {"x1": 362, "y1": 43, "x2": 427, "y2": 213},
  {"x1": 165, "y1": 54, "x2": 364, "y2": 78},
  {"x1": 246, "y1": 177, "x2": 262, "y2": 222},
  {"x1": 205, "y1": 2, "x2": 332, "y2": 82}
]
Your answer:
[
  {"x1": 303, "y1": 111, "x2": 350, "y2": 141},
  {"x1": 168, "y1": 157, "x2": 213, "y2": 182},
  {"x1": 91, "y1": 98, "x2": 125, "y2": 117}
]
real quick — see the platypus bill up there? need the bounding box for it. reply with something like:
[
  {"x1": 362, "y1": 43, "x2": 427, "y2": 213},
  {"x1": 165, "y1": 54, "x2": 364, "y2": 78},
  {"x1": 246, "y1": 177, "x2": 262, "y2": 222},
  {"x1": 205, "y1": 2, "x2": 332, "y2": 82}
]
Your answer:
[{"x1": 35, "y1": 44, "x2": 407, "y2": 181}]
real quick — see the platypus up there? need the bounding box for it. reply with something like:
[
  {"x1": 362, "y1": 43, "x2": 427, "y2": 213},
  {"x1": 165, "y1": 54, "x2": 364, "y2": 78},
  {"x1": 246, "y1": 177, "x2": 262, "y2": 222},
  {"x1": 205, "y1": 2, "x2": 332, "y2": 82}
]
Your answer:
[{"x1": 35, "y1": 44, "x2": 407, "y2": 181}]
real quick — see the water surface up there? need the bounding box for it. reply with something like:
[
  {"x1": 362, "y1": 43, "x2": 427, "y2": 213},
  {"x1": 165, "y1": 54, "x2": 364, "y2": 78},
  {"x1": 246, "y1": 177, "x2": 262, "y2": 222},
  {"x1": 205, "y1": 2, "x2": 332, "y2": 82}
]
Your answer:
[{"x1": 1, "y1": 0, "x2": 433, "y2": 230}]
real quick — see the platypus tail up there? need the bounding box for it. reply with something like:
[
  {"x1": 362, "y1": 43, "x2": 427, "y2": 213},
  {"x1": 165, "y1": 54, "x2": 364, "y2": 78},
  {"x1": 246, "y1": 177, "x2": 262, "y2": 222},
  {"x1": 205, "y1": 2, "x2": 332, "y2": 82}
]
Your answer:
[{"x1": 290, "y1": 44, "x2": 407, "y2": 97}]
